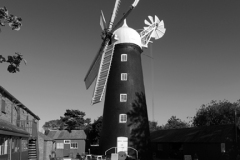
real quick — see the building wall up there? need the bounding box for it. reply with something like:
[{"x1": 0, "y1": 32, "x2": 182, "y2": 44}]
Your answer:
[
  {"x1": 54, "y1": 139, "x2": 85, "y2": 159},
  {"x1": 100, "y1": 43, "x2": 151, "y2": 160},
  {"x1": 0, "y1": 93, "x2": 39, "y2": 135},
  {"x1": 1, "y1": 94, "x2": 36, "y2": 122},
  {"x1": 38, "y1": 134, "x2": 54, "y2": 160},
  {"x1": 70, "y1": 139, "x2": 85, "y2": 158},
  {"x1": 0, "y1": 89, "x2": 40, "y2": 160},
  {"x1": 0, "y1": 95, "x2": 12, "y2": 123},
  {"x1": 183, "y1": 143, "x2": 223, "y2": 160},
  {"x1": 45, "y1": 141, "x2": 54, "y2": 160},
  {"x1": 152, "y1": 142, "x2": 237, "y2": 160},
  {"x1": 38, "y1": 134, "x2": 44, "y2": 160},
  {"x1": 55, "y1": 140, "x2": 63, "y2": 158}
]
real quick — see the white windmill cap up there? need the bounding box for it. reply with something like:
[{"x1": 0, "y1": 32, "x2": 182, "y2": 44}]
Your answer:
[{"x1": 113, "y1": 19, "x2": 142, "y2": 48}]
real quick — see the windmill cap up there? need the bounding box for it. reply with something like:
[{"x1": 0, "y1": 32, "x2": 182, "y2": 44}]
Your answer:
[{"x1": 113, "y1": 20, "x2": 142, "y2": 48}]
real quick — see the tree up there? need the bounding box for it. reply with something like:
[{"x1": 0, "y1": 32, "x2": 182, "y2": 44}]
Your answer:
[
  {"x1": 42, "y1": 119, "x2": 63, "y2": 130},
  {"x1": 87, "y1": 116, "x2": 103, "y2": 144},
  {"x1": 60, "y1": 109, "x2": 91, "y2": 131},
  {"x1": 149, "y1": 121, "x2": 162, "y2": 132},
  {"x1": 149, "y1": 116, "x2": 189, "y2": 132},
  {"x1": 0, "y1": 6, "x2": 26, "y2": 73},
  {"x1": 192, "y1": 100, "x2": 240, "y2": 127},
  {"x1": 163, "y1": 116, "x2": 190, "y2": 129},
  {"x1": 42, "y1": 109, "x2": 91, "y2": 132}
]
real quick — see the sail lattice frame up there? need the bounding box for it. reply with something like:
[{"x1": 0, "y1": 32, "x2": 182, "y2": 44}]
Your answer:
[{"x1": 91, "y1": 44, "x2": 115, "y2": 105}]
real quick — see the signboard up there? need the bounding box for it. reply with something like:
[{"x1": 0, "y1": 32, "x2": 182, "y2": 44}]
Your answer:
[
  {"x1": 117, "y1": 137, "x2": 128, "y2": 153},
  {"x1": 184, "y1": 155, "x2": 192, "y2": 160}
]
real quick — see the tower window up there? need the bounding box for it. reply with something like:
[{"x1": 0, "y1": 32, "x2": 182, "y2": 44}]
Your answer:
[
  {"x1": 121, "y1": 54, "x2": 127, "y2": 62},
  {"x1": 120, "y1": 94, "x2": 127, "y2": 102},
  {"x1": 119, "y1": 114, "x2": 127, "y2": 123},
  {"x1": 121, "y1": 73, "x2": 128, "y2": 81}
]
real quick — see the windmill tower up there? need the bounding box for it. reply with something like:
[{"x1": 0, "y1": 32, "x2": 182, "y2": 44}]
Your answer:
[{"x1": 84, "y1": 0, "x2": 165, "y2": 159}]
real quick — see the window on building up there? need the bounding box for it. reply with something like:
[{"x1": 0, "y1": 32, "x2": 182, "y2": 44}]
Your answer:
[
  {"x1": 56, "y1": 143, "x2": 64, "y2": 149},
  {"x1": 0, "y1": 138, "x2": 8, "y2": 155},
  {"x1": 119, "y1": 114, "x2": 127, "y2": 123},
  {"x1": 120, "y1": 94, "x2": 127, "y2": 102},
  {"x1": 64, "y1": 140, "x2": 71, "y2": 144},
  {"x1": 121, "y1": 54, "x2": 127, "y2": 62},
  {"x1": 12, "y1": 138, "x2": 19, "y2": 153},
  {"x1": 26, "y1": 115, "x2": 29, "y2": 124},
  {"x1": 21, "y1": 139, "x2": 28, "y2": 151},
  {"x1": 121, "y1": 73, "x2": 128, "y2": 81},
  {"x1": 1, "y1": 97, "x2": 6, "y2": 114},
  {"x1": 70, "y1": 142, "x2": 78, "y2": 149}
]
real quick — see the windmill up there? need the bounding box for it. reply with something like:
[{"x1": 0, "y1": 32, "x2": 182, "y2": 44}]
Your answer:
[{"x1": 84, "y1": 0, "x2": 165, "y2": 159}]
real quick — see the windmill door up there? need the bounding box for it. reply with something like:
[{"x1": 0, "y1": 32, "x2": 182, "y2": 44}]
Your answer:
[{"x1": 117, "y1": 137, "x2": 128, "y2": 154}]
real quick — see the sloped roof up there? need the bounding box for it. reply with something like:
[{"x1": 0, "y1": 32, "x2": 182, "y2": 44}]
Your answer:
[
  {"x1": 151, "y1": 124, "x2": 237, "y2": 143},
  {"x1": 0, "y1": 119, "x2": 29, "y2": 137},
  {"x1": 46, "y1": 130, "x2": 57, "y2": 138},
  {"x1": 38, "y1": 131, "x2": 53, "y2": 141},
  {"x1": 46, "y1": 130, "x2": 86, "y2": 140},
  {"x1": 0, "y1": 85, "x2": 40, "y2": 120}
]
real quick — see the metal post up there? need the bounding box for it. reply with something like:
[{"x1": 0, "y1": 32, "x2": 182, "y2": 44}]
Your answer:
[
  {"x1": 104, "y1": 147, "x2": 116, "y2": 155},
  {"x1": 127, "y1": 147, "x2": 138, "y2": 160}
]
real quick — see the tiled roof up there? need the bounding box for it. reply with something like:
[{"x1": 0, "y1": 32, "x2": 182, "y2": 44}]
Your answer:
[
  {"x1": 151, "y1": 124, "x2": 237, "y2": 143},
  {"x1": 46, "y1": 130, "x2": 86, "y2": 140},
  {"x1": 0, "y1": 119, "x2": 29, "y2": 137},
  {"x1": 38, "y1": 131, "x2": 53, "y2": 141},
  {"x1": 45, "y1": 130, "x2": 57, "y2": 138}
]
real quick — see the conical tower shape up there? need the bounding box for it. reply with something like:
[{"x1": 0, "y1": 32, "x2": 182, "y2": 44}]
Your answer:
[{"x1": 99, "y1": 20, "x2": 152, "y2": 160}]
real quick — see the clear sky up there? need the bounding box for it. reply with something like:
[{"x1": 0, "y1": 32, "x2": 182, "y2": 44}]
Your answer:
[{"x1": 1, "y1": 0, "x2": 240, "y2": 130}]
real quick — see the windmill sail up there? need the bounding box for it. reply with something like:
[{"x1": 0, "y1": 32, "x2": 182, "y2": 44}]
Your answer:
[
  {"x1": 84, "y1": 51, "x2": 102, "y2": 89},
  {"x1": 112, "y1": 0, "x2": 140, "y2": 31},
  {"x1": 84, "y1": 0, "x2": 122, "y2": 89},
  {"x1": 85, "y1": 0, "x2": 140, "y2": 94},
  {"x1": 100, "y1": 10, "x2": 107, "y2": 31},
  {"x1": 91, "y1": 44, "x2": 115, "y2": 105}
]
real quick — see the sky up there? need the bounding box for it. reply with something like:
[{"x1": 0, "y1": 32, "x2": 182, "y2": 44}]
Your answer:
[{"x1": 1, "y1": 0, "x2": 240, "y2": 131}]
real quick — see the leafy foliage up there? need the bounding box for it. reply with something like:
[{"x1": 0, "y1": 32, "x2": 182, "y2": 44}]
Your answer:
[
  {"x1": 0, "y1": 52, "x2": 26, "y2": 73},
  {"x1": 1, "y1": 6, "x2": 25, "y2": 73},
  {"x1": 43, "y1": 109, "x2": 91, "y2": 132},
  {"x1": 87, "y1": 116, "x2": 103, "y2": 144},
  {"x1": 163, "y1": 116, "x2": 190, "y2": 129},
  {"x1": 0, "y1": 6, "x2": 22, "y2": 31},
  {"x1": 149, "y1": 121, "x2": 162, "y2": 132},
  {"x1": 60, "y1": 109, "x2": 91, "y2": 131},
  {"x1": 192, "y1": 100, "x2": 240, "y2": 127},
  {"x1": 149, "y1": 116, "x2": 190, "y2": 132},
  {"x1": 42, "y1": 119, "x2": 63, "y2": 130}
]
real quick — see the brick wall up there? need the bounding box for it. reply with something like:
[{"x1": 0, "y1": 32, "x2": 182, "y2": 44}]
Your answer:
[
  {"x1": 38, "y1": 134, "x2": 44, "y2": 160},
  {"x1": 45, "y1": 141, "x2": 54, "y2": 160},
  {"x1": 0, "y1": 93, "x2": 39, "y2": 132},
  {"x1": 0, "y1": 94, "x2": 12, "y2": 122},
  {"x1": 38, "y1": 135, "x2": 54, "y2": 160}
]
